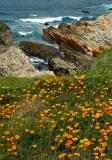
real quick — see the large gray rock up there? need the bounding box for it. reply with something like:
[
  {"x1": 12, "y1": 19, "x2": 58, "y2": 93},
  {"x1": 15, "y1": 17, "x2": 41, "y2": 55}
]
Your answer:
[
  {"x1": 0, "y1": 20, "x2": 15, "y2": 53},
  {"x1": 0, "y1": 21, "x2": 38, "y2": 77},
  {"x1": 0, "y1": 46, "x2": 38, "y2": 77}
]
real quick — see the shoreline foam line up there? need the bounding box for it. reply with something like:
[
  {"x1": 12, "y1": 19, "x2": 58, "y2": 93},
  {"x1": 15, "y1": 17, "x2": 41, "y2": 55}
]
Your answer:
[{"x1": 20, "y1": 16, "x2": 82, "y2": 24}]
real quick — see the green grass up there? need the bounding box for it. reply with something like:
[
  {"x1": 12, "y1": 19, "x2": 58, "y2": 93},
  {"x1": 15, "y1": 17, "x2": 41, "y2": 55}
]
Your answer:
[
  {"x1": 87, "y1": 48, "x2": 112, "y2": 78},
  {"x1": 0, "y1": 77, "x2": 37, "y2": 89},
  {"x1": 0, "y1": 77, "x2": 37, "y2": 104}
]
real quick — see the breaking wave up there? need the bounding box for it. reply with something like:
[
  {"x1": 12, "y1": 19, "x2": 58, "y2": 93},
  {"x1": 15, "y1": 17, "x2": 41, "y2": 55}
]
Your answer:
[{"x1": 20, "y1": 16, "x2": 82, "y2": 24}]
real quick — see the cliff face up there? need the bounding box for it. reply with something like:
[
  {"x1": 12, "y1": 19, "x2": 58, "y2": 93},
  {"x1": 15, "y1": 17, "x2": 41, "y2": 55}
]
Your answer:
[
  {"x1": 0, "y1": 21, "x2": 15, "y2": 53},
  {"x1": 0, "y1": 21, "x2": 37, "y2": 77}
]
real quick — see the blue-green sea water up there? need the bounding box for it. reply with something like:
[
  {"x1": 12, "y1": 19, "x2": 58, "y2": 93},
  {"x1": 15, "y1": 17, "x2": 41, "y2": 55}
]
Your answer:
[{"x1": 0, "y1": 0, "x2": 112, "y2": 44}]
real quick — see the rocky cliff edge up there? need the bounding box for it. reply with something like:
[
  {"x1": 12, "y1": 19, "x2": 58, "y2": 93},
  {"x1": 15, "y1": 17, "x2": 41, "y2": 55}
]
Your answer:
[{"x1": 0, "y1": 20, "x2": 38, "y2": 77}]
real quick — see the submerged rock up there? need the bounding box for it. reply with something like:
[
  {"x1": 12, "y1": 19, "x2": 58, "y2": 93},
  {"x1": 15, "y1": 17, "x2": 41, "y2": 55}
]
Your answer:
[
  {"x1": 82, "y1": 10, "x2": 90, "y2": 14},
  {"x1": 44, "y1": 22, "x2": 50, "y2": 26}
]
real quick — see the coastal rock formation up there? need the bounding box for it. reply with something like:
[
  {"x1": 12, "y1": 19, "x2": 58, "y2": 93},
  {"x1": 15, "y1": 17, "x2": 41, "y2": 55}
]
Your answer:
[
  {"x1": 20, "y1": 13, "x2": 112, "y2": 75},
  {"x1": 20, "y1": 41, "x2": 60, "y2": 61},
  {"x1": 43, "y1": 13, "x2": 112, "y2": 57},
  {"x1": 19, "y1": 41, "x2": 87, "y2": 75},
  {"x1": 0, "y1": 21, "x2": 15, "y2": 53},
  {"x1": 0, "y1": 46, "x2": 38, "y2": 77},
  {"x1": 20, "y1": 40, "x2": 93, "y2": 75},
  {"x1": 0, "y1": 20, "x2": 37, "y2": 77},
  {"x1": 42, "y1": 13, "x2": 112, "y2": 74}
]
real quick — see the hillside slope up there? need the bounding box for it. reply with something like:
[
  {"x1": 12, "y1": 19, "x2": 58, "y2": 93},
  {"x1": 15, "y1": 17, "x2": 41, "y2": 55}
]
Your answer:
[{"x1": 0, "y1": 48, "x2": 112, "y2": 159}]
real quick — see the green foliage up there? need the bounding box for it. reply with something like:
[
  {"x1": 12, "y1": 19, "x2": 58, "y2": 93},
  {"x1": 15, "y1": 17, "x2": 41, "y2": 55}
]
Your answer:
[
  {"x1": 0, "y1": 77, "x2": 36, "y2": 89},
  {"x1": 0, "y1": 20, "x2": 7, "y2": 31},
  {"x1": 87, "y1": 48, "x2": 112, "y2": 78}
]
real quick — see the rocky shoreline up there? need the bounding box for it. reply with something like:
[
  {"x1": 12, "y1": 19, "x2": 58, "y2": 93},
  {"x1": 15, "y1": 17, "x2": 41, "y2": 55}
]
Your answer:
[
  {"x1": 20, "y1": 13, "x2": 112, "y2": 75},
  {"x1": 0, "y1": 13, "x2": 112, "y2": 77},
  {"x1": 0, "y1": 21, "x2": 53, "y2": 77}
]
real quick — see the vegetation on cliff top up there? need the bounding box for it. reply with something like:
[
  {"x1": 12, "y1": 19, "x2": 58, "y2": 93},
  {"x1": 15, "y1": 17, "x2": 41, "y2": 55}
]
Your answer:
[
  {"x1": 88, "y1": 49, "x2": 112, "y2": 78},
  {"x1": 0, "y1": 49, "x2": 112, "y2": 160},
  {"x1": 0, "y1": 20, "x2": 8, "y2": 31}
]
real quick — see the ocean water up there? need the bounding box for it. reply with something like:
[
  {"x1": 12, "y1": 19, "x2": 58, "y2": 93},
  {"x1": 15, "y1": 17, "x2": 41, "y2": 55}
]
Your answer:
[{"x1": 0, "y1": 0, "x2": 112, "y2": 44}]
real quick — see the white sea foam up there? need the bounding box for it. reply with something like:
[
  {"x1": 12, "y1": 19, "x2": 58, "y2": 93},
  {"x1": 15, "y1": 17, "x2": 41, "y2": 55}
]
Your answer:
[
  {"x1": 101, "y1": 3, "x2": 112, "y2": 9},
  {"x1": 20, "y1": 17, "x2": 63, "y2": 23},
  {"x1": 18, "y1": 31, "x2": 33, "y2": 36},
  {"x1": 20, "y1": 16, "x2": 82, "y2": 24},
  {"x1": 29, "y1": 14, "x2": 38, "y2": 17},
  {"x1": 30, "y1": 56, "x2": 46, "y2": 64},
  {"x1": 68, "y1": 16, "x2": 82, "y2": 21}
]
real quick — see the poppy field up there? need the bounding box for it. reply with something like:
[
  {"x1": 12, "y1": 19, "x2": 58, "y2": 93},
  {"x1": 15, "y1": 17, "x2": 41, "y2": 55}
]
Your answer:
[{"x1": 0, "y1": 74, "x2": 112, "y2": 160}]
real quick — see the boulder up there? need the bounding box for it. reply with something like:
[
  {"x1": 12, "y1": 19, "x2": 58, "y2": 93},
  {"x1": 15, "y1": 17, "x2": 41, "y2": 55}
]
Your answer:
[
  {"x1": 48, "y1": 57, "x2": 75, "y2": 75},
  {"x1": 48, "y1": 56, "x2": 92, "y2": 75},
  {"x1": 19, "y1": 41, "x2": 60, "y2": 61},
  {"x1": 0, "y1": 21, "x2": 38, "y2": 77},
  {"x1": 0, "y1": 46, "x2": 39, "y2": 77}
]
